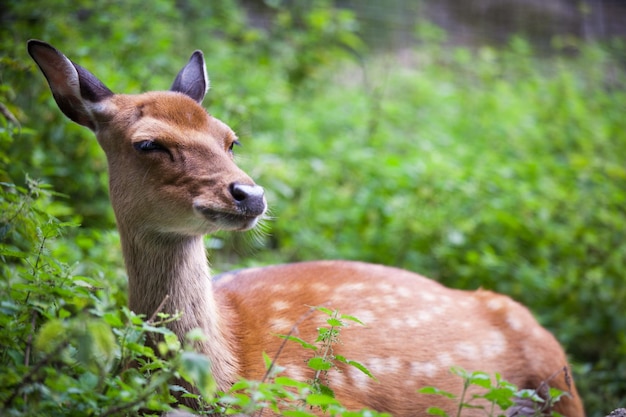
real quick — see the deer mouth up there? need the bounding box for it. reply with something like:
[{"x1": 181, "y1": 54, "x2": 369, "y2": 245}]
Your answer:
[{"x1": 194, "y1": 205, "x2": 261, "y2": 231}]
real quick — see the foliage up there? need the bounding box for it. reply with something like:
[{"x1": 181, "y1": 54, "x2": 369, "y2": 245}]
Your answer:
[
  {"x1": 419, "y1": 367, "x2": 567, "y2": 417},
  {"x1": 0, "y1": 184, "x2": 387, "y2": 416},
  {"x1": 223, "y1": 307, "x2": 384, "y2": 417},
  {"x1": 1, "y1": 1, "x2": 625, "y2": 416},
  {"x1": 0, "y1": 181, "x2": 224, "y2": 416}
]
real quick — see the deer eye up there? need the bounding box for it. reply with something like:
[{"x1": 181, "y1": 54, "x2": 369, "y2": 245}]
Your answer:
[
  {"x1": 134, "y1": 140, "x2": 166, "y2": 153},
  {"x1": 228, "y1": 140, "x2": 241, "y2": 154}
]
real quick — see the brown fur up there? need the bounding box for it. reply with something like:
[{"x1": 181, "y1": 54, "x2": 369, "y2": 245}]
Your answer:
[{"x1": 28, "y1": 40, "x2": 584, "y2": 416}]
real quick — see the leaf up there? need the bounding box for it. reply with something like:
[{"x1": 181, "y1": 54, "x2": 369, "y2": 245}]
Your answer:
[
  {"x1": 282, "y1": 410, "x2": 318, "y2": 417},
  {"x1": 314, "y1": 306, "x2": 334, "y2": 316},
  {"x1": 307, "y1": 357, "x2": 332, "y2": 371},
  {"x1": 468, "y1": 371, "x2": 492, "y2": 388},
  {"x1": 85, "y1": 319, "x2": 116, "y2": 365},
  {"x1": 340, "y1": 314, "x2": 365, "y2": 325},
  {"x1": 334, "y1": 356, "x2": 377, "y2": 380},
  {"x1": 316, "y1": 383, "x2": 335, "y2": 398},
  {"x1": 426, "y1": 406, "x2": 450, "y2": 417},
  {"x1": 548, "y1": 386, "x2": 567, "y2": 401},
  {"x1": 349, "y1": 359, "x2": 376, "y2": 380},
  {"x1": 185, "y1": 328, "x2": 207, "y2": 342},
  {"x1": 35, "y1": 319, "x2": 67, "y2": 353},
  {"x1": 263, "y1": 351, "x2": 273, "y2": 369},
  {"x1": 277, "y1": 334, "x2": 318, "y2": 350},
  {"x1": 180, "y1": 351, "x2": 216, "y2": 398},
  {"x1": 0, "y1": 247, "x2": 28, "y2": 258},
  {"x1": 274, "y1": 376, "x2": 311, "y2": 389},
  {"x1": 326, "y1": 317, "x2": 343, "y2": 327},
  {"x1": 103, "y1": 311, "x2": 124, "y2": 327},
  {"x1": 306, "y1": 393, "x2": 340, "y2": 406},
  {"x1": 418, "y1": 386, "x2": 456, "y2": 399}
]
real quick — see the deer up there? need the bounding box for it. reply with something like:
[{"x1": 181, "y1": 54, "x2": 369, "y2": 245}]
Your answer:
[{"x1": 27, "y1": 40, "x2": 584, "y2": 417}]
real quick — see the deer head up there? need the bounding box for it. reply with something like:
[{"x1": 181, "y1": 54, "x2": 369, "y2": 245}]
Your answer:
[{"x1": 28, "y1": 40, "x2": 266, "y2": 239}]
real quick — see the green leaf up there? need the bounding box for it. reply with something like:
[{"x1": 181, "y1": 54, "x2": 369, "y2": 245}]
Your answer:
[
  {"x1": 277, "y1": 334, "x2": 318, "y2": 350},
  {"x1": 340, "y1": 314, "x2": 365, "y2": 325},
  {"x1": 426, "y1": 406, "x2": 450, "y2": 417},
  {"x1": 180, "y1": 351, "x2": 216, "y2": 398},
  {"x1": 306, "y1": 393, "x2": 340, "y2": 406},
  {"x1": 314, "y1": 306, "x2": 334, "y2": 316},
  {"x1": 418, "y1": 386, "x2": 457, "y2": 399},
  {"x1": 468, "y1": 371, "x2": 492, "y2": 388},
  {"x1": 282, "y1": 410, "x2": 317, "y2": 417},
  {"x1": 35, "y1": 319, "x2": 67, "y2": 353},
  {"x1": 307, "y1": 357, "x2": 332, "y2": 371},
  {"x1": 346, "y1": 359, "x2": 377, "y2": 380},
  {"x1": 326, "y1": 317, "x2": 343, "y2": 327},
  {"x1": 0, "y1": 247, "x2": 28, "y2": 258},
  {"x1": 274, "y1": 376, "x2": 311, "y2": 389},
  {"x1": 103, "y1": 311, "x2": 124, "y2": 327},
  {"x1": 85, "y1": 319, "x2": 116, "y2": 365}
]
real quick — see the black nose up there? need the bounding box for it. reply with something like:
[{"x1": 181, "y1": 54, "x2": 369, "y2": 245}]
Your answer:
[{"x1": 229, "y1": 183, "x2": 266, "y2": 216}]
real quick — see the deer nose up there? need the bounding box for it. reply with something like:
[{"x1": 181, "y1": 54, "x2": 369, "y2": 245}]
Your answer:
[{"x1": 229, "y1": 183, "x2": 266, "y2": 216}]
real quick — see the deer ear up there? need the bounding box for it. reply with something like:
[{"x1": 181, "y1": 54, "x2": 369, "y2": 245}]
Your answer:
[
  {"x1": 27, "y1": 40, "x2": 113, "y2": 131},
  {"x1": 170, "y1": 50, "x2": 209, "y2": 103}
]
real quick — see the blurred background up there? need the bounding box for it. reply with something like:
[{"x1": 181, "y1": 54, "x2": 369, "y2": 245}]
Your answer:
[{"x1": 1, "y1": 1, "x2": 625, "y2": 415}]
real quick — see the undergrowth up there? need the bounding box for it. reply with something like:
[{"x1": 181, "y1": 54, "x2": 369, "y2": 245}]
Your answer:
[
  {"x1": 1, "y1": 181, "x2": 567, "y2": 416},
  {"x1": 419, "y1": 367, "x2": 568, "y2": 417}
]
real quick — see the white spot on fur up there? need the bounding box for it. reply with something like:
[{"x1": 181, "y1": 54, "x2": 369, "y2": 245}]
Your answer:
[
  {"x1": 432, "y1": 305, "x2": 448, "y2": 316},
  {"x1": 389, "y1": 317, "x2": 404, "y2": 329},
  {"x1": 381, "y1": 294, "x2": 399, "y2": 307},
  {"x1": 272, "y1": 300, "x2": 290, "y2": 311},
  {"x1": 338, "y1": 282, "x2": 366, "y2": 294},
  {"x1": 436, "y1": 352, "x2": 453, "y2": 368},
  {"x1": 410, "y1": 361, "x2": 439, "y2": 378},
  {"x1": 506, "y1": 312, "x2": 524, "y2": 331},
  {"x1": 421, "y1": 292, "x2": 437, "y2": 302},
  {"x1": 396, "y1": 286, "x2": 411, "y2": 298},
  {"x1": 486, "y1": 297, "x2": 504, "y2": 311},
  {"x1": 458, "y1": 299, "x2": 474, "y2": 309},
  {"x1": 328, "y1": 368, "x2": 346, "y2": 389},
  {"x1": 531, "y1": 326, "x2": 544, "y2": 338},
  {"x1": 365, "y1": 357, "x2": 402, "y2": 376},
  {"x1": 386, "y1": 357, "x2": 402, "y2": 374},
  {"x1": 269, "y1": 317, "x2": 293, "y2": 332},
  {"x1": 286, "y1": 366, "x2": 306, "y2": 382},
  {"x1": 349, "y1": 364, "x2": 370, "y2": 390},
  {"x1": 405, "y1": 316, "x2": 421, "y2": 328},
  {"x1": 482, "y1": 330, "x2": 507, "y2": 357},
  {"x1": 352, "y1": 309, "x2": 375, "y2": 325},
  {"x1": 367, "y1": 357, "x2": 386, "y2": 375},
  {"x1": 455, "y1": 343, "x2": 479, "y2": 359},
  {"x1": 416, "y1": 310, "x2": 434, "y2": 322},
  {"x1": 439, "y1": 295, "x2": 452, "y2": 305}
]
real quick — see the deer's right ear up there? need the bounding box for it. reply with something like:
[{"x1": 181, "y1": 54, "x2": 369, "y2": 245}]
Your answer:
[
  {"x1": 27, "y1": 40, "x2": 113, "y2": 131},
  {"x1": 170, "y1": 50, "x2": 209, "y2": 103}
]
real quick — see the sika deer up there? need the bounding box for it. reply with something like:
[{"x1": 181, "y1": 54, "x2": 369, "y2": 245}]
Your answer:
[{"x1": 28, "y1": 40, "x2": 584, "y2": 417}]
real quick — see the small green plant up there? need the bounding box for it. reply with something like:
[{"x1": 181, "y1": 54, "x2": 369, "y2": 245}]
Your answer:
[
  {"x1": 292, "y1": 306, "x2": 375, "y2": 402},
  {"x1": 418, "y1": 366, "x2": 568, "y2": 417},
  {"x1": 0, "y1": 181, "x2": 215, "y2": 416},
  {"x1": 221, "y1": 306, "x2": 383, "y2": 417}
]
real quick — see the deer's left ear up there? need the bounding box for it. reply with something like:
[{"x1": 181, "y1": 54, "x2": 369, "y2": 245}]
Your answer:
[
  {"x1": 170, "y1": 50, "x2": 209, "y2": 104},
  {"x1": 28, "y1": 40, "x2": 114, "y2": 131}
]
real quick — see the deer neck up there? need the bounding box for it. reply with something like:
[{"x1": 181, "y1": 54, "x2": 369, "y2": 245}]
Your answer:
[{"x1": 118, "y1": 226, "x2": 239, "y2": 390}]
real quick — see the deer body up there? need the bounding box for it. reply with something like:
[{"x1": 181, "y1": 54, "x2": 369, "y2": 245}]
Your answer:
[{"x1": 28, "y1": 40, "x2": 584, "y2": 417}]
